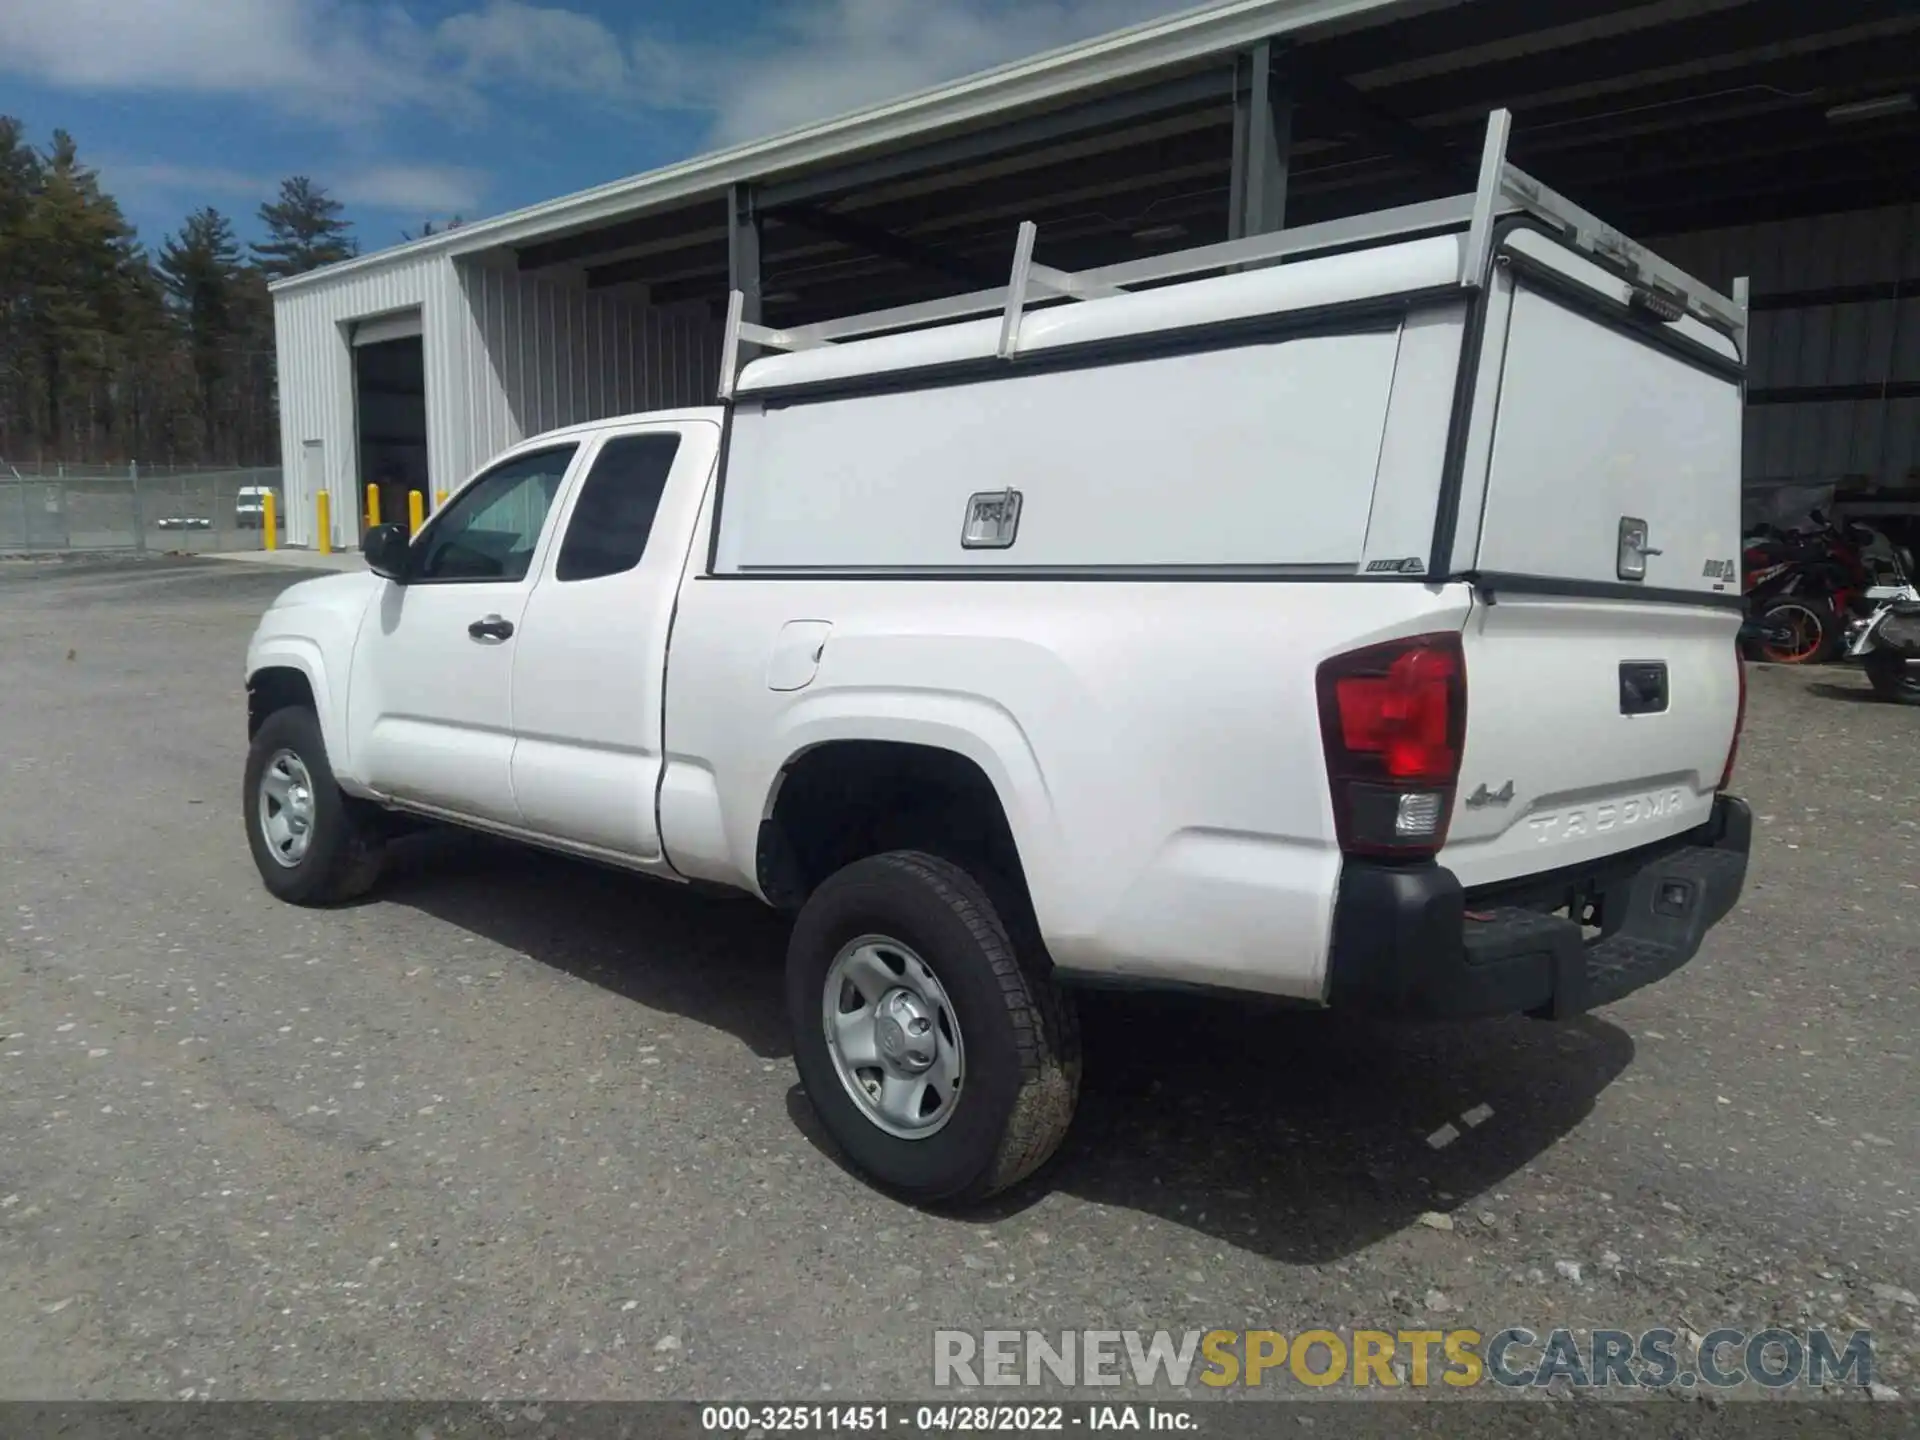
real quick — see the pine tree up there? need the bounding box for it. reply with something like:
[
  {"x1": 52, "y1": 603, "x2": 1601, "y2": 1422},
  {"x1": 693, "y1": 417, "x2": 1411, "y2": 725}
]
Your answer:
[
  {"x1": 230, "y1": 265, "x2": 277, "y2": 466},
  {"x1": 115, "y1": 258, "x2": 190, "y2": 461},
  {"x1": 0, "y1": 117, "x2": 46, "y2": 453},
  {"x1": 159, "y1": 207, "x2": 244, "y2": 455},
  {"x1": 0, "y1": 120, "x2": 357, "y2": 465},
  {"x1": 20, "y1": 131, "x2": 140, "y2": 455},
  {"x1": 252, "y1": 176, "x2": 357, "y2": 279}
]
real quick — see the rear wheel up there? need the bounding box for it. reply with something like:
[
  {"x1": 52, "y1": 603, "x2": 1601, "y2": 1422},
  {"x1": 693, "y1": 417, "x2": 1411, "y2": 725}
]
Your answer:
[
  {"x1": 1754, "y1": 597, "x2": 1840, "y2": 665},
  {"x1": 244, "y1": 706, "x2": 385, "y2": 904},
  {"x1": 786, "y1": 851, "x2": 1080, "y2": 1206},
  {"x1": 1865, "y1": 650, "x2": 1920, "y2": 705}
]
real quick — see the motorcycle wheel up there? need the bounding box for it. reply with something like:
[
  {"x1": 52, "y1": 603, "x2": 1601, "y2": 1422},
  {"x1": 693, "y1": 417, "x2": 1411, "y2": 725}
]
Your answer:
[
  {"x1": 1865, "y1": 650, "x2": 1920, "y2": 705},
  {"x1": 1754, "y1": 597, "x2": 1840, "y2": 665}
]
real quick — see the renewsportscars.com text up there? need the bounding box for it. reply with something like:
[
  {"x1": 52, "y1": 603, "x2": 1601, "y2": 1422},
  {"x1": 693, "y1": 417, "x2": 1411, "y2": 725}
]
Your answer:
[{"x1": 933, "y1": 1327, "x2": 1875, "y2": 1390}]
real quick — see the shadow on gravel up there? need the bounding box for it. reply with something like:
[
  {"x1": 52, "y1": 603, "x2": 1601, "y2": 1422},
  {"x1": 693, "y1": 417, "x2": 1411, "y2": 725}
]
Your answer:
[
  {"x1": 376, "y1": 828, "x2": 794, "y2": 1059},
  {"x1": 1036, "y1": 993, "x2": 1629, "y2": 1264},
  {"x1": 380, "y1": 828, "x2": 1634, "y2": 1265},
  {"x1": 1804, "y1": 680, "x2": 1887, "y2": 705}
]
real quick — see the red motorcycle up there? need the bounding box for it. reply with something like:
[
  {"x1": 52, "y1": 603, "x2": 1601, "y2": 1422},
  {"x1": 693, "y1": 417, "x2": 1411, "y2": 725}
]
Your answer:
[{"x1": 1741, "y1": 510, "x2": 1875, "y2": 664}]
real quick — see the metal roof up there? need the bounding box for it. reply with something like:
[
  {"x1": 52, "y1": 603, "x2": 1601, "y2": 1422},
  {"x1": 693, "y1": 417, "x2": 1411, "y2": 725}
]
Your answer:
[
  {"x1": 273, "y1": 0, "x2": 1920, "y2": 313},
  {"x1": 268, "y1": 0, "x2": 1421, "y2": 295}
]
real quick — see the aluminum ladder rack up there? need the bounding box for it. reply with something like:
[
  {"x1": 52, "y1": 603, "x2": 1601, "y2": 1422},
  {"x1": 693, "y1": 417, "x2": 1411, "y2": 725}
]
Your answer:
[{"x1": 717, "y1": 108, "x2": 1749, "y2": 399}]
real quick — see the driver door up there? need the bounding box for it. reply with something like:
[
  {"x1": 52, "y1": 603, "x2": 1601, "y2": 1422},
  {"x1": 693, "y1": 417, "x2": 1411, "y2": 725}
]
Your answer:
[{"x1": 346, "y1": 442, "x2": 580, "y2": 825}]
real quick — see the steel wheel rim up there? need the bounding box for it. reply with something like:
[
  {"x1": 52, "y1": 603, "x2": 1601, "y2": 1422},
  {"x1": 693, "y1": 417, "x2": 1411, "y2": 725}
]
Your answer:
[
  {"x1": 258, "y1": 748, "x2": 317, "y2": 868},
  {"x1": 1762, "y1": 603, "x2": 1824, "y2": 664},
  {"x1": 822, "y1": 934, "x2": 965, "y2": 1140}
]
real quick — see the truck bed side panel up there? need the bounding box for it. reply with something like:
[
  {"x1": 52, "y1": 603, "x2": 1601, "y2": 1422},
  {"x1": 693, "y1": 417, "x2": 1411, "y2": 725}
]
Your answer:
[{"x1": 663, "y1": 576, "x2": 1473, "y2": 999}]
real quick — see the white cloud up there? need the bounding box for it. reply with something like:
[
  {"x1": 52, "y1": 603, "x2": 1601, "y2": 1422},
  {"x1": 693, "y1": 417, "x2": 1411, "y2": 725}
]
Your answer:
[
  {"x1": 418, "y1": 0, "x2": 1198, "y2": 143},
  {"x1": 1, "y1": 0, "x2": 1201, "y2": 143},
  {"x1": 0, "y1": 0, "x2": 464, "y2": 122},
  {"x1": 643, "y1": 0, "x2": 1198, "y2": 148},
  {"x1": 102, "y1": 158, "x2": 485, "y2": 223},
  {"x1": 332, "y1": 164, "x2": 486, "y2": 215},
  {"x1": 437, "y1": 0, "x2": 631, "y2": 98},
  {"x1": 7, "y1": 0, "x2": 1203, "y2": 230},
  {"x1": 103, "y1": 161, "x2": 271, "y2": 203}
]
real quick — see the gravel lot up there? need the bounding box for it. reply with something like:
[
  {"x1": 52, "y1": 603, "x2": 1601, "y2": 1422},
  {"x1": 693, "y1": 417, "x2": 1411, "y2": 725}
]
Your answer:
[{"x1": 1, "y1": 555, "x2": 1915, "y2": 1403}]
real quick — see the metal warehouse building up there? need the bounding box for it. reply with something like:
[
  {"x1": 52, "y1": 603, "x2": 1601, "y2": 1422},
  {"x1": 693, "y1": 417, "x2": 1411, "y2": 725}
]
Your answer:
[{"x1": 270, "y1": 0, "x2": 1920, "y2": 549}]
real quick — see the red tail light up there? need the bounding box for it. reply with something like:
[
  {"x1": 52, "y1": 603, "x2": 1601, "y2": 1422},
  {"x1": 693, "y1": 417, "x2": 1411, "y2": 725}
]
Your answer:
[
  {"x1": 1316, "y1": 633, "x2": 1467, "y2": 859},
  {"x1": 1719, "y1": 648, "x2": 1747, "y2": 791}
]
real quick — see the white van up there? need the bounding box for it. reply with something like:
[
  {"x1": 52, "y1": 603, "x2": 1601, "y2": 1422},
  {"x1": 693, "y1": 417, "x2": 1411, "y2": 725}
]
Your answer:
[{"x1": 235, "y1": 485, "x2": 280, "y2": 530}]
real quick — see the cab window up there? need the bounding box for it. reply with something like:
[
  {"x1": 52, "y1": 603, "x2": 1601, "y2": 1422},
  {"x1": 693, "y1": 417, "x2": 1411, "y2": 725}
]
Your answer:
[{"x1": 413, "y1": 445, "x2": 578, "y2": 583}]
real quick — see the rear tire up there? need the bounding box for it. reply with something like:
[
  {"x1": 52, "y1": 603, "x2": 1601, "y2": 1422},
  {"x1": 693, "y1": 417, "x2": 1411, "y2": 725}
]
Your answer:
[
  {"x1": 1865, "y1": 649, "x2": 1920, "y2": 705},
  {"x1": 786, "y1": 851, "x2": 1080, "y2": 1206},
  {"x1": 244, "y1": 706, "x2": 385, "y2": 905},
  {"x1": 1754, "y1": 596, "x2": 1840, "y2": 665}
]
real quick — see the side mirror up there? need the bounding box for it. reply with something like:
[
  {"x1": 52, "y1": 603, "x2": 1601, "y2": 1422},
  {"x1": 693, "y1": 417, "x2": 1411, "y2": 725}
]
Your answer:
[{"x1": 363, "y1": 523, "x2": 412, "y2": 582}]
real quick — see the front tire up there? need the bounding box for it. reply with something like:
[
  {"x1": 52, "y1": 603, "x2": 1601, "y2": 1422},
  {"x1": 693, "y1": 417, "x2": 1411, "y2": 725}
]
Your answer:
[
  {"x1": 787, "y1": 851, "x2": 1080, "y2": 1206},
  {"x1": 1865, "y1": 649, "x2": 1920, "y2": 705},
  {"x1": 243, "y1": 706, "x2": 385, "y2": 905}
]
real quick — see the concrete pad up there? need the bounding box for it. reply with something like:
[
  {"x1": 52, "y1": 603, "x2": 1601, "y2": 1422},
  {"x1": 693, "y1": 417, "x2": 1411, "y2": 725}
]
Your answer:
[{"x1": 201, "y1": 546, "x2": 367, "y2": 572}]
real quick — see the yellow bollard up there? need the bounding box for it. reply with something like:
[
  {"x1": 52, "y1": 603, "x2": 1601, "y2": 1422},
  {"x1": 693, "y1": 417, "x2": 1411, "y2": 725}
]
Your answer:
[
  {"x1": 262, "y1": 491, "x2": 277, "y2": 550},
  {"x1": 408, "y1": 490, "x2": 424, "y2": 537},
  {"x1": 317, "y1": 492, "x2": 333, "y2": 555},
  {"x1": 365, "y1": 483, "x2": 381, "y2": 529},
  {"x1": 434, "y1": 489, "x2": 447, "y2": 511}
]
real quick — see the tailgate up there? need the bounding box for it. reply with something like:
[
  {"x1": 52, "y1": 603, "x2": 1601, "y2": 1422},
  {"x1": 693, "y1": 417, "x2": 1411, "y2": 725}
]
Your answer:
[
  {"x1": 1446, "y1": 597, "x2": 1739, "y2": 888},
  {"x1": 1444, "y1": 235, "x2": 1744, "y2": 890}
]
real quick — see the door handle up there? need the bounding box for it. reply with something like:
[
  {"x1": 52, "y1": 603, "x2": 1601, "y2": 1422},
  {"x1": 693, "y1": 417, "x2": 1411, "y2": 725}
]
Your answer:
[{"x1": 468, "y1": 614, "x2": 514, "y2": 641}]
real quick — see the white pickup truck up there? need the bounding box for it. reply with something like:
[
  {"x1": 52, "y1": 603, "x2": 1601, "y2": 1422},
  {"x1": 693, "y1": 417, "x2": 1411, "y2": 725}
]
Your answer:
[{"x1": 244, "y1": 116, "x2": 1753, "y2": 1205}]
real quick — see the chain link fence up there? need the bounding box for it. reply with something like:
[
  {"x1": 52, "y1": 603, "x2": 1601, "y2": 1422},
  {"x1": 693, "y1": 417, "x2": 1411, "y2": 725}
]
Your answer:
[{"x1": 0, "y1": 464, "x2": 285, "y2": 554}]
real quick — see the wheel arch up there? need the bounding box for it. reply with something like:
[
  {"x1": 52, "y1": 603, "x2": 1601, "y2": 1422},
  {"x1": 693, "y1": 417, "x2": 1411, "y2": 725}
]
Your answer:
[{"x1": 753, "y1": 708, "x2": 1058, "y2": 923}]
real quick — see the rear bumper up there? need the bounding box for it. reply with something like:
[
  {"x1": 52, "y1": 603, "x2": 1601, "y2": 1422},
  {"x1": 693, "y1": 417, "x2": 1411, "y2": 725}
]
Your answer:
[{"x1": 1327, "y1": 795, "x2": 1751, "y2": 1020}]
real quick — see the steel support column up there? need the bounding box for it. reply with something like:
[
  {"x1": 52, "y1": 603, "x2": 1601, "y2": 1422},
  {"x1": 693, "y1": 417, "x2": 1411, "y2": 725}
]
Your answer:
[
  {"x1": 1228, "y1": 40, "x2": 1291, "y2": 241},
  {"x1": 728, "y1": 182, "x2": 763, "y2": 325}
]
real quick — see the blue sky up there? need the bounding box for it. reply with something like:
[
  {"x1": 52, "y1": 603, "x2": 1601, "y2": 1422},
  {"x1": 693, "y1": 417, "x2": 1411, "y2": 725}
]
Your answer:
[{"x1": 0, "y1": 0, "x2": 1190, "y2": 255}]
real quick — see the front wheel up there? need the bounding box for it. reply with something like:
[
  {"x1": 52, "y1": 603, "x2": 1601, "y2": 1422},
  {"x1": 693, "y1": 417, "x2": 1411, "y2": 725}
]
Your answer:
[
  {"x1": 1865, "y1": 649, "x2": 1920, "y2": 705},
  {"x1": 243, "y1": 706, "x2": 385, "y2": 904},
  {"x1": 786, "y1": 851, "x2": 1080, "y2": 1206}
]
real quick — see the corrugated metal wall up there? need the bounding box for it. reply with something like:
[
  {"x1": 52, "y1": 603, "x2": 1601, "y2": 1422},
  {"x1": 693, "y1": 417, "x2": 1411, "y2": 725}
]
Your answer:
[
  {"x1": 1656, "y1": 204, "x2": 1920, "y2": 497},
  {"x1": 450, "y1": 263, "x2": 720, "y2": 464},
  {"x1": 273, "y1": 258, "x2": 720, "y2": 547}
]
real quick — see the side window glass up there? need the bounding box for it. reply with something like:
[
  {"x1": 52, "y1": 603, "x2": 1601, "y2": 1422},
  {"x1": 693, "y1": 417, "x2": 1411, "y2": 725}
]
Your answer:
[
  {"x1": 414, "y1": 445, "x2": 577, "y2": 583},
  {"x1": 555, "y1": 433, "x2": 683, "y2": 583}
]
